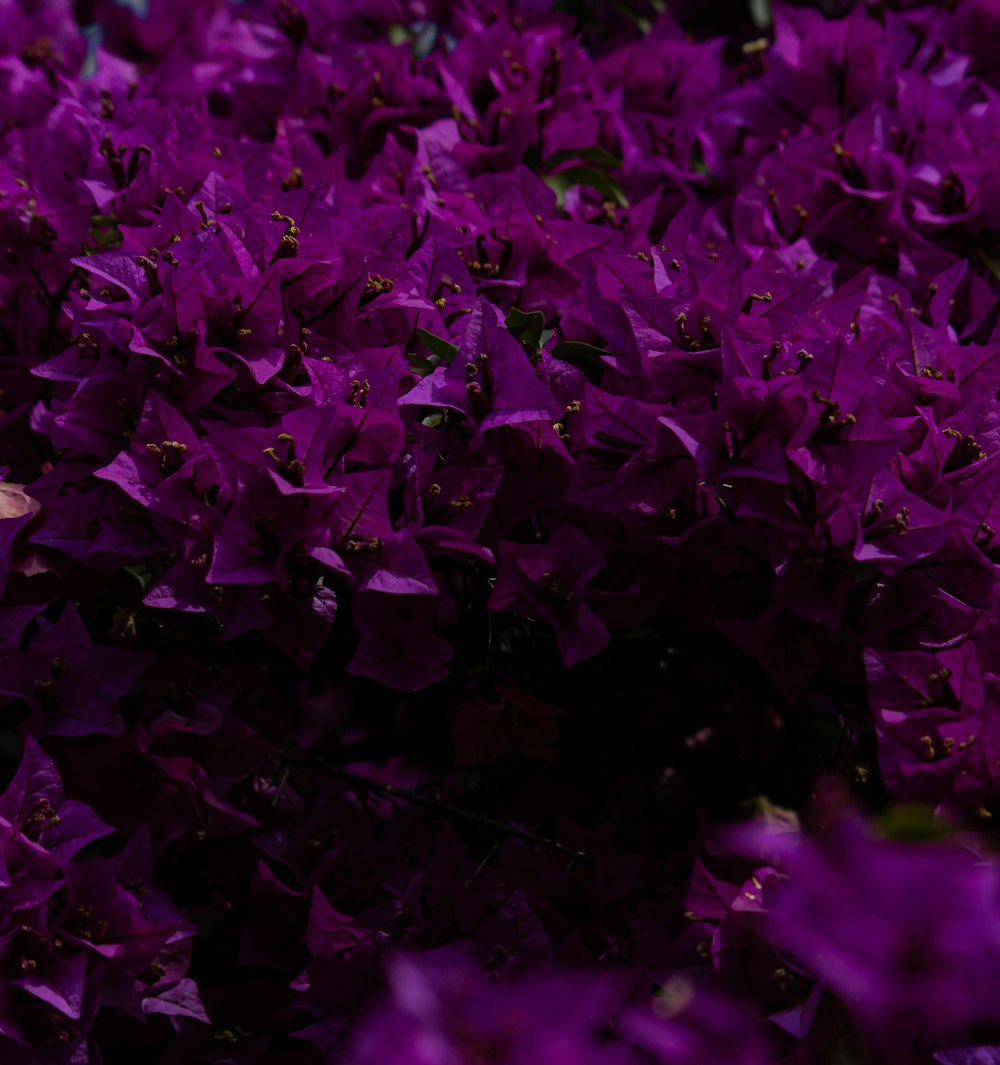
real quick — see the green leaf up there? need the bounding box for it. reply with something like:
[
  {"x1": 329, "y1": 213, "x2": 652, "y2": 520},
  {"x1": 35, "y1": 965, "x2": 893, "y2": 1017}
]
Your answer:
[
  {"x1": 410, "y1": 22, "x2": 438, "y2": 59},
  {"x1": 875, "y1": 803, "x2": 954, "y2": 842},
  {"x1": 749, "y1": 0, "x2": 772, "y2": 29},
  {"x1": 978, "y1": 247, "x2": 1000, "y2": 283},
  {"x1": 387, "y1": 20, "x2": 438, "y2": 58},
  {"x1": 543, "y1": 146, "x2": 623, "y2": 172},
  {"x1": 688, "y1": 141, "x2": 713, "y2": 180},
  {"x1": 416, "y1": 328, "x2": 458, "y2": 364},
  {"x1": 89, "y1": 213, "x2": 123, "y2": 250},
  {"x1": 122, "y1": 564, "x2": 155, "y2": 593},
  {"x1": 505, "y1": 307, "x2": 546, "y2": 351},
  {"x1": 551, "y1": 341, "x2": 609, "y2": 385},
  {"x1": 544, "y1": 166, "x2": 629, "y2": 210},
  {"x1": 406, "y1": 352, "x2": 436, "y2": 376},
  {"x1": 807, "y1": 715, "x2": 845, "y2": 752}
]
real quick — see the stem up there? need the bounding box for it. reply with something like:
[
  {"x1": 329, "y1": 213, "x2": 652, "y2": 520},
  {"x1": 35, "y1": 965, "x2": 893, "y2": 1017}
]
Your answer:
[{"x1": 286, "y1": 757, "x2": 592, "y2": 865}]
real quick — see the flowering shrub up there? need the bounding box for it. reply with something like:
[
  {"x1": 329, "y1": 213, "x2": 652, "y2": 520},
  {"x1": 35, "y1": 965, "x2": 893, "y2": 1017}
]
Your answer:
[{"x1": 4, "y1": 0, "x2": 1000, "y2": 1061}]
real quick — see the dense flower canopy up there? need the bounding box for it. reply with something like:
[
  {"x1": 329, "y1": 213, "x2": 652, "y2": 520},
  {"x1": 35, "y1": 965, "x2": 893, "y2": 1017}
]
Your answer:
[{"x1": 4, "y1": 0, "x2": 1000, "y2": 1061}]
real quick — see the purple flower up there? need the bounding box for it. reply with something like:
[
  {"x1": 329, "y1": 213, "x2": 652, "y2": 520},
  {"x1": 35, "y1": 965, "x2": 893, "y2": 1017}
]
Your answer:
[
  {"x1": 0, "y1": 739, "x2": 201, "y2": 1062},
  {"x1": 490, "y1": 527, "x2": 609, "y2": 666},
  {"x1": 743, "y1": 813, "x2": 1000, "y2": 1055},
  {"x1": 0, "y1": 603, "x2": 153, "y2": 737},
  {"x1": 348, "y1": 953, "x2": 623, "y2": 1065}
]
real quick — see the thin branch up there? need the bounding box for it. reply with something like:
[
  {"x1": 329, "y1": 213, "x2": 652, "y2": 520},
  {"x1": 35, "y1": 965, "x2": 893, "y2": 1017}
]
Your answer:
[
  {"x1": 285, "y1": 757, "x2": 592, "y2": 865},
  {"x1": 465, "y1": 840, "x2": 500, "y2": 888}
]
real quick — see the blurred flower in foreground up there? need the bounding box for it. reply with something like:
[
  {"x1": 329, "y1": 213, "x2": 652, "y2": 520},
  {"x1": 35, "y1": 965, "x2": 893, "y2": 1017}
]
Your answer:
[
  {"x1": 347, "y1": 952, "x2": 772, "y2": 1065},
  {"x1": 738, "y1": 806, "x2": 1000, "y2": 1060}
]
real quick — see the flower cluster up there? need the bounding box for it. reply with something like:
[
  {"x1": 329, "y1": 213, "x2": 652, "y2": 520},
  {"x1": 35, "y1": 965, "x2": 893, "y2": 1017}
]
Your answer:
[
  {"x1": 0, "y1": 739, "x2": 200, "y2": 1063},
  {"x1": 3, "y1": 0, "x2": 1000, "y2": 1061}
]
